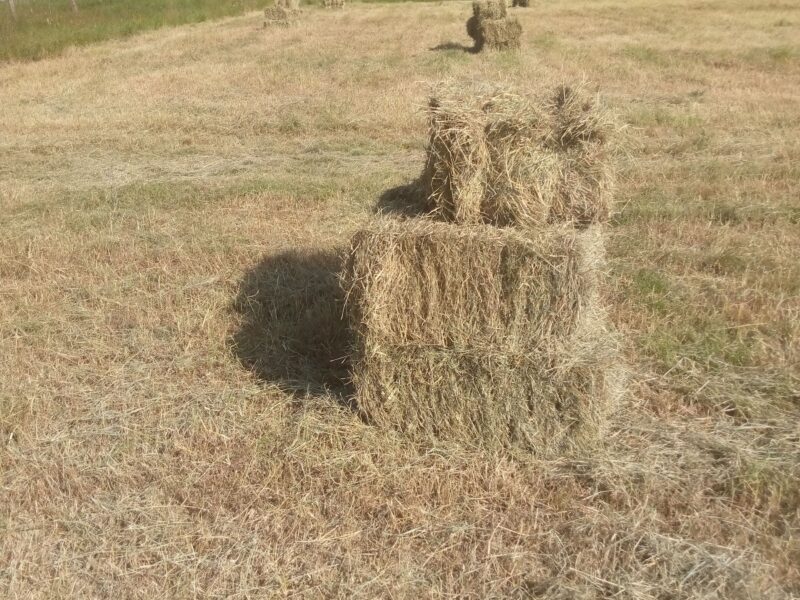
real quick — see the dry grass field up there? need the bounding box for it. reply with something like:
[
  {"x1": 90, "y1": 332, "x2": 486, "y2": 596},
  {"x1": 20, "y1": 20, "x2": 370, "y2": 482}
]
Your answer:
[{"x1": 1, "y1": 0, "x2": 799, "y2": 597}]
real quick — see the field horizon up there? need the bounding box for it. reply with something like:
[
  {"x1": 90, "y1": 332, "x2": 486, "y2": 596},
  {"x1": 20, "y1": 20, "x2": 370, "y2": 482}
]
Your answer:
[{"x1": 1, "y1": 0, "x2": 798, "y2": 597}]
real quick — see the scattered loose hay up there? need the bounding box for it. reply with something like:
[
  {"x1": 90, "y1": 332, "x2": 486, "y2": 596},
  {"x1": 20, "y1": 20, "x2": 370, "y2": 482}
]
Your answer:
[
  {"x1": 467, "y1": 0, "x2": 522, "y2": 52},
  {"x1": 342, "y1": 219, "x2": 624, "y2": 456},
  {"x1": 264, "y1": 0, "x2": 300, "y2": 26},
  {"x1": 422, "y1": 82, "x2": 617, "y2": 228}
]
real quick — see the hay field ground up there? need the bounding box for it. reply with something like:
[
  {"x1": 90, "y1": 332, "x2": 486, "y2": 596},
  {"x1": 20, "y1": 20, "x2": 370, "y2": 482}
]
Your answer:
[{"x1": 1, "y1": 0, "x2": 798, "y2": 597}]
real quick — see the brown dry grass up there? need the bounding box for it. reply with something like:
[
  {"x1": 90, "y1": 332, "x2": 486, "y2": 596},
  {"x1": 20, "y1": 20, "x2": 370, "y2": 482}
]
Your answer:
[{"x1": 1, "y1": 0, "x2": 799, "y2": 597}]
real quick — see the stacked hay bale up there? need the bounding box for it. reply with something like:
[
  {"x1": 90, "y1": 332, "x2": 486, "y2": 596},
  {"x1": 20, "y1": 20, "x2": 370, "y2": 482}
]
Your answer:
[
  {"x1": 264, "y1": 0, "x2": 300, "y2": 26},
  {"x1": 323, "y1": 0, "x2": 344, "y2": 8},
  {"x1": 341, "y1": 82, "x2": 623, "y2": 456},
  {"x1": 343, "y1": 220, "x2": 623, "y2": 455},
  {"x1": 422, "y1": 82, "x2": 615, "y2": 228},
  {"x1": 467, "y1": 0, "x2": 522, "y2": 52}
]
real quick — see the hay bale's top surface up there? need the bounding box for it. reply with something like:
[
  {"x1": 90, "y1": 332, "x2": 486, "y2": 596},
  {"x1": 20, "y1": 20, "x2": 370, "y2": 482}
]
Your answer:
[{"x1": 343, "y1": 218, "x2": 603, "y2": 356}]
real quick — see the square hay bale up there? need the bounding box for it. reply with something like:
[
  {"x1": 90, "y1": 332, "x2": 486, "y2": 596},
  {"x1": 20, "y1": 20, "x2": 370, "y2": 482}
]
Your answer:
[
  {"x1": 346, "y1": 220, "x2": 601, "y2": 351},
  {"x1": 467, "y1": 0, "x2": 521, "y2": 52},
  {"x1": 472, "y1": 0, "x2": 507, "y2": 20},
  {"x1": 478, "y1": 16, "x2": 522, "y2": 51},
  {"x1": 342, "y1": 219, "x2": 623, "y2": 456},
  {"x1": 324, "y1": 0, "x2": 344, "y2": 8},
  {"x1": 512, "y1": 0, "x2": 530, "y2": 7},
  {"x1": 356, "y1": 349, "x2": 624, "y2": 455},
  {"x1": 264, "y1": 0, "x2": 299, "y2": 26},
  {"x1": 422, "y1": 82, "x2": 616, "y2": 228}
]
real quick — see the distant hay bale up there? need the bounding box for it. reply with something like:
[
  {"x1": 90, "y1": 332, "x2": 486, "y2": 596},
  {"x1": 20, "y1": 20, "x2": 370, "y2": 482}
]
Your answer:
[
  {"x1": 323, "y1": 0, "x2": 344, "y2": 8},
  {"x1": 512, "y1": 0, "x2": 530, "y2": 7},
  {"x1": 342, "y1": 219, "x2": 623, "y2": 455},
  {"x1": 264, "y1": 0, "x2": 299, "y2": 26},
  {"x1": 472, "y1": 0, "x2": 507, "y2": 20},
  {"x1": 467, "y1": 0, "x2": 521, "y2": 52},
  {"x1": 263, "y1": 7, "x2": 296, "y2": 25},
  {"x1": 421, "y1": 82, "x2": 617, "y2": 228}
]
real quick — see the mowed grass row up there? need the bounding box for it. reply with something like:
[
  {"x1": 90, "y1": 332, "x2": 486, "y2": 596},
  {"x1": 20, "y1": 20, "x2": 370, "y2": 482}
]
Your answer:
[{"x1": 1, "y1": 0, "x2": 799, "y2": 597}]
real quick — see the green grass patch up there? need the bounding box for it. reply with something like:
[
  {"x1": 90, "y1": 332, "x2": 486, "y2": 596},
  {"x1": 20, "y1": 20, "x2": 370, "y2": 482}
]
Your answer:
[
  {"x1": 0, "y1": 0, "x2": 274, "y2": 62},
  {"x1": 632, "y1": 268, "x2": 670, "y2": 296},
  {"x1": 621, "y1": 44, "x2": 669, "y2": 66},
  {"x1": 625, "y1": 105, "x2": 705, "y2": 130},
  {"x1": 531, "y1": 32, "x2": 559, "y2": 50},
  {"x1": 701, "y1": 251, "x2": 748, "y2": 276},
  {"x1": 643, "y1": 319, "x2": 754, "y2": 368},
  {"x1": 746, "y1": 44, "x2": 796, "y2": 65}
]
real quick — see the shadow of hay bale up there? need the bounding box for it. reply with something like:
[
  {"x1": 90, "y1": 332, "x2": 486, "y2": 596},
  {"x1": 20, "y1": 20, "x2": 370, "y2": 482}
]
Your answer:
[
  {"x1": 231, "y1": 249, "x2": 353, "y2": 404},
  {"x1": 429, "y1": 42, "x2": 479, "y2": 54},
  {"x1": 375, "y1": 181, "x2": 434, "y2": 219}
]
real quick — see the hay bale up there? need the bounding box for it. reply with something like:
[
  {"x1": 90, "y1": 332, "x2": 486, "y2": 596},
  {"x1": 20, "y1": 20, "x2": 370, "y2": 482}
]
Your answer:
[
  {"x1": 549, "y1": 83, "x2": 611, "y2": 147},
  {"x1": 467, "y1": 0, "x2": 520, "y2": 52},
  {"x1": 323, "y1": 0, "x2": 344, "y2": 7},
  {"x1": 480, "y1": 16, "x2": 522, "y2": 50},
  {"x1": 547, "y1": 84, "x2": 616, "y2": 224},
  {"x1": 342, "y1": 219, "x2": 622, "y2": 455},
  {"x1": 421, "y1": 88, "x2": 562, "y2": 227},
  {"x1": 472, "y1": 0, "x2": 507, "y2": 20},
  {"x1": 512, "y1": 0, "x2": 530, "y2": 7},
  {"x1": 264, "y1": 0, "x2": 299, "y2": 26},
  {"x1": 346, "y1": 220, "x2": 601, "y2": 350},
  {"x1": 263, "y1": 7, "x2": 296, "y2": 25},
  {"x1": 550, "y1": 143, "x2": 614, "y2": 225},
  {"x1": 421, "y1": 82, "x2": 616, "y2": 228}
]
